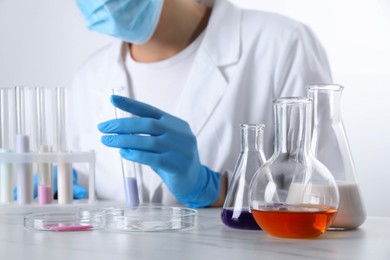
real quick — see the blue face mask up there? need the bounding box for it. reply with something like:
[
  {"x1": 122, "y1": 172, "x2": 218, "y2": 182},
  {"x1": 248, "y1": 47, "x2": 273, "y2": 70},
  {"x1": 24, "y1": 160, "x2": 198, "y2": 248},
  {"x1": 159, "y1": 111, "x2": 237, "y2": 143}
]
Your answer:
[{"x1": 76, "y1": 0, "x2": 164, "y2": 44}]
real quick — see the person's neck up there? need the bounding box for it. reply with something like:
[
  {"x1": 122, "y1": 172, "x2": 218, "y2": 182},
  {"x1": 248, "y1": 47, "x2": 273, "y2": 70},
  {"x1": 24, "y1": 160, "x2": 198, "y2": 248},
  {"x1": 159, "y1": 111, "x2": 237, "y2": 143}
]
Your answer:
[{"x1": 130, "y1": 1, "x2": 211, "y2": 63}]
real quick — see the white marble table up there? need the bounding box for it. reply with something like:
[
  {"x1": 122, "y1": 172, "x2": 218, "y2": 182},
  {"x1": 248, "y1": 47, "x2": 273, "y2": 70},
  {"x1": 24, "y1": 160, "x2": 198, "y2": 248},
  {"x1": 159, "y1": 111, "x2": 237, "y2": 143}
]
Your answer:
[{"x1": 0, "y1": 207, "x2": 389, "y2": 260}]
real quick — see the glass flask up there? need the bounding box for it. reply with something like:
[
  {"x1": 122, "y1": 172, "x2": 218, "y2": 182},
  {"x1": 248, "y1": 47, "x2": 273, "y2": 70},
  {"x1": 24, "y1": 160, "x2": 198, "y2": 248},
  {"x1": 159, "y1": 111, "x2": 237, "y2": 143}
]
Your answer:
[
  {"x1": 249, "y1": 97, "x2": 339, "y2": 239},
  {"x1": 308, "y1": 84, "x2": 366, "y2": 230},
  {"x1": 221, "y1": 124, "x2": 266, "y2": 230}
]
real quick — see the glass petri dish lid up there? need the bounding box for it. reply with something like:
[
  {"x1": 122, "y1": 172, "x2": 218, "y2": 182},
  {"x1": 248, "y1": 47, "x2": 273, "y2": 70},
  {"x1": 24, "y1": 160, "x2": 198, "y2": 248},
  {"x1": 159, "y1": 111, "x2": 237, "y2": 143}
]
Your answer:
[
  {"x1": 105, "y1": 206, "x2": 198, "y2": 232},
  {"x1": 24, "y1": 209, "x2": 105, "y2": 232}
]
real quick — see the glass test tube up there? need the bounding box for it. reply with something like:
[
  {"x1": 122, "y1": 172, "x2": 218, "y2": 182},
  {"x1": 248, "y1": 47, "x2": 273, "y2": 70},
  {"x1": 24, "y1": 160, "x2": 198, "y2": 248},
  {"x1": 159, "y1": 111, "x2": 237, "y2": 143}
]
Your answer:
[
  {"x1": 112, "y1": 87, "x2": 140, "y2": 208},
  {"x1": 56, "y1": 87, "x2": 73, "y2": 205},
  {"x1": 15, "y1": 86, "x2": 33, "y2": 205},
  {"x1": 36, "y1": 87, "x2": 53, "y2": 204},
  {"x1": 0, "y1": 88, "x2": 14, "y2": 204},
  {"x1": 26, "y1": 87, "x2": 39, "y2": 153}
]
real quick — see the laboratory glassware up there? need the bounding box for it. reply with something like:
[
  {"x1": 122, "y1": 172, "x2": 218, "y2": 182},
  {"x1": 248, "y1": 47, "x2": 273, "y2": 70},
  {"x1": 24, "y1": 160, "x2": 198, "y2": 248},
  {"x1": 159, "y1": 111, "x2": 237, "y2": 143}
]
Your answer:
[
  {"x1": 104, "y1": 206, "x2": 198, "y2": 232},
  {"x1": 0, "y1": 88, "x2": 14, "y2": 204},
  {"x1": 112, "y1": 87, "x2": 140, "y2": 208},
  {"x1": 221, "y1": 124, "x2": 266, "y2": 230},
  {"x1": 24, "y1": 208, "x2": 105, "y2": 231},
  {"x1": 14, "y1": 86, "x2": 34, "y2": 205},
  {"x1": 56, "y1": 87, "x2": 73, "y2": 205},
  {"x1": 36, "y1": 87, "x2": 54, "y2": 204},
  {"x1": 249, "y1": 97, "x2": 339, "y2": 238},
  {"x1": 308, "y1": 84, "x2": 366, "y2": 230}
]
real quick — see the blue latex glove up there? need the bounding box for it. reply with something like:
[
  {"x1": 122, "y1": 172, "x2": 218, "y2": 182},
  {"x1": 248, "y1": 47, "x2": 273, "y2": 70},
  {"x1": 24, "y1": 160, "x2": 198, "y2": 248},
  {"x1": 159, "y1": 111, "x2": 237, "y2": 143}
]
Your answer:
[
  {"x1": 13, "y1": 166, "x2": 87, "y2": 200},
  {"x1": 98, "y1": 95, "x2": 221, "y2": 208}
]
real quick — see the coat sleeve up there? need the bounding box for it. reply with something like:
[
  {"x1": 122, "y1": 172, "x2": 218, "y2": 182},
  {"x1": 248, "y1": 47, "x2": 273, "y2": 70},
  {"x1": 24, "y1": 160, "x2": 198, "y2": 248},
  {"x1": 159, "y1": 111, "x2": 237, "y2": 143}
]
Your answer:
[{"x1": 273, "y1": 22, "x2": 333, "y2": 98}]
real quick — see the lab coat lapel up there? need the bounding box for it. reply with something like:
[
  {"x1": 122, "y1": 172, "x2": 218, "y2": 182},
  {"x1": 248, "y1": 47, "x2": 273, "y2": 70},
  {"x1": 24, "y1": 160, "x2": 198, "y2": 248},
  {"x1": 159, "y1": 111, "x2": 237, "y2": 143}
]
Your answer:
[
  {"x1": 175, "y1": 51, "x2": 228, "y2": 136},
  {"x1": 175, "y1": 0, "x2": 241, "y2": 136}
]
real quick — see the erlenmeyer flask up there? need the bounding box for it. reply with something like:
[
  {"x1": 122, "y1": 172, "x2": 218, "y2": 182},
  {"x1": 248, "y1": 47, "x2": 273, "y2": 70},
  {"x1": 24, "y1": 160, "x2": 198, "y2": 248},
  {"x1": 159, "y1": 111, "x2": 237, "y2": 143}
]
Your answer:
[
  {"x1": 221, "y1": 124, "x2": 266, "y2": 230},
  {"x1": 308, "y1": 84, "x2": 366, "y2": 230},
  {"x1": 249, "y1": 97, "x2": 339, "y2": 238}
]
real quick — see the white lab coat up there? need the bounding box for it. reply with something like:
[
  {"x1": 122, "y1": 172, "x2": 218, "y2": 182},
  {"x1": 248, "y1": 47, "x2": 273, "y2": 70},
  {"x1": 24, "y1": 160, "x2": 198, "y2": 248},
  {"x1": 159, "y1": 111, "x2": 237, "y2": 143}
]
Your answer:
[{"x1": 70, "y1": 0, "x2": 332, "y2": 204}]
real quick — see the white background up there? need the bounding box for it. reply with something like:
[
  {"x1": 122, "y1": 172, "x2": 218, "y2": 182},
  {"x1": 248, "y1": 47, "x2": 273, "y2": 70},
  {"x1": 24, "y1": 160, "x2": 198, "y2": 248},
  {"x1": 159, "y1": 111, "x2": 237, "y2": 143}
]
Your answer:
[{"x1": 0, "y1": 0, "x2": 389, "y2": 216}]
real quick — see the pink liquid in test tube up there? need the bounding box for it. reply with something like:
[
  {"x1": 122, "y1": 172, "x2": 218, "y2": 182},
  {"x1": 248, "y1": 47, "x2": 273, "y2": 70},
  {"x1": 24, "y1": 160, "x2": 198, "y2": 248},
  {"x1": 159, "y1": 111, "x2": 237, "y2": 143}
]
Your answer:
[{"x1": 38, "y1": 185, "x2": 52, "y2": 204}]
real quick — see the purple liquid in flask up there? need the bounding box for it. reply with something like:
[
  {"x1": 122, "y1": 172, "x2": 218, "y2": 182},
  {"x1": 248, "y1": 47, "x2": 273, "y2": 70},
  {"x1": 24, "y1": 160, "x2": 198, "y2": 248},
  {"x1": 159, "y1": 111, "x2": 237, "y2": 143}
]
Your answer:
[{"x1": 221, "y1": 208, "x2": 262, "y2": 230}]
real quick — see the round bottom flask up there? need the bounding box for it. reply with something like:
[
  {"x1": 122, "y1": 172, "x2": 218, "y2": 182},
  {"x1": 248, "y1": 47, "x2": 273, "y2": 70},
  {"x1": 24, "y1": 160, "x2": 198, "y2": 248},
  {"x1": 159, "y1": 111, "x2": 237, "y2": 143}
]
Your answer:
[{"x1": 249, "y1": 98, "x2": 339, "y2": 238}]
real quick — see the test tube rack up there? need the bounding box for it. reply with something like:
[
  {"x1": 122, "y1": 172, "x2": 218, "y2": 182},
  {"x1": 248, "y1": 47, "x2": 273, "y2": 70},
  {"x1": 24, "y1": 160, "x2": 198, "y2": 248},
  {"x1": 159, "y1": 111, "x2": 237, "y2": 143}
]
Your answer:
[
  {"x1": 0, "y1": 86, "x2": 96, "y2": 213},
  {"x1": 0, "y1": 150, "x2": 96, "y2": 206}
]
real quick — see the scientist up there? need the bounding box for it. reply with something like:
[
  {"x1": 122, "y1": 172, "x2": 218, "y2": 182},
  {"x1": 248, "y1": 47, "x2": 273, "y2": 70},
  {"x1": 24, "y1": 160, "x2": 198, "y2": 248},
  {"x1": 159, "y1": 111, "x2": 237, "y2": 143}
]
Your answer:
[{"x1": 70, "y1": 0, "x2": 332, "y2": 207}]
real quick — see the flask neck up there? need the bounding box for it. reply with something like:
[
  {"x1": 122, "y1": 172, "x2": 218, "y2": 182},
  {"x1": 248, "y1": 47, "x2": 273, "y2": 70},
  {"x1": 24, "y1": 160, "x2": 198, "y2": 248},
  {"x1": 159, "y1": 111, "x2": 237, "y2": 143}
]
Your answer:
[
  {"x1": 240, "y1": 124, "x2": 264, "y2": 152},
  {"x1": 273, "y1": 98, "x2": 312, "y2": 157},
  {"x1": 308, "y1": 85, "x2": 343, "y2": 123}
]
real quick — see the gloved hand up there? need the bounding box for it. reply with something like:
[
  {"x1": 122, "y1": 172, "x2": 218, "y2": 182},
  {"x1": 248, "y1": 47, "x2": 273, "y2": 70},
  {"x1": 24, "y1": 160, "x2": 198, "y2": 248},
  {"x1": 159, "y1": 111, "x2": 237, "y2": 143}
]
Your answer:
[
  {"x1": 13, "y1": 166, "x2": 87, "y2": 200},
  {"x1": 98, "y1": 95, "x2": 221, "y2": 208}
]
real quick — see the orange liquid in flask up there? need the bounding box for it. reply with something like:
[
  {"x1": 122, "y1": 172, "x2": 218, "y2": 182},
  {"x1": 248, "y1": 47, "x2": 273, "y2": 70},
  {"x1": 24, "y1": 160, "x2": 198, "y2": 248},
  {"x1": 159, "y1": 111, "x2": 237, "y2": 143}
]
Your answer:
[{"x1": 251, "y1": 207, "x2": 337, "y2": 238}]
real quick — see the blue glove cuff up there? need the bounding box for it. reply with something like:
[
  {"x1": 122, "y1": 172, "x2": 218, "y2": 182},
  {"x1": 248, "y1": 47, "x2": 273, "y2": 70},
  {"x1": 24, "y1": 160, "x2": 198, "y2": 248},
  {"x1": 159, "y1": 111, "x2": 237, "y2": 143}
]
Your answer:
[{"x1": 179, "y1": 166, "x2": 221, "y2": 208}]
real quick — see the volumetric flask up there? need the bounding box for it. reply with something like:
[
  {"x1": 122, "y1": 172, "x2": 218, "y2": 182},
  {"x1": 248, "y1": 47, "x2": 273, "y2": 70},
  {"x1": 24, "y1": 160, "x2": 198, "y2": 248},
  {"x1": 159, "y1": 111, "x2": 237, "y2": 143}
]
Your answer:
[
  {"x1": 221, "y1": 124, "x2": 266, "y2": 230},
  {"x1": 308, "y1": 85, "x2": 366, "y2": 230},
  {"x1": 249, "y1": 98, "x2": 339, "y2": 238}
]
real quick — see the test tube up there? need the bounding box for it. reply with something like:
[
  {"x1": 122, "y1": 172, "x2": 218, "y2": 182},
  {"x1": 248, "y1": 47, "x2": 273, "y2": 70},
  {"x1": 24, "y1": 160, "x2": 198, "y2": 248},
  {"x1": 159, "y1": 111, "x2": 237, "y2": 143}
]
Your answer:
[
  {"x1": 112, "y1": 87, "x2": 140, "y2": 208},
  {"x1": 26, "y1": 87, "x2": 39, "y2": 153},
  {"x1": 55, "y1": 87, "x2": 73, "y2": 205},
  {"x1": 36, "y1": 87, "x2": 53, "y2": 204},
  {"x1": 0, "y1": 88, "x2": 14, "y2": 204},
  {"x1": 15, "y1": 86, "x2": 33, "y2": 205}
]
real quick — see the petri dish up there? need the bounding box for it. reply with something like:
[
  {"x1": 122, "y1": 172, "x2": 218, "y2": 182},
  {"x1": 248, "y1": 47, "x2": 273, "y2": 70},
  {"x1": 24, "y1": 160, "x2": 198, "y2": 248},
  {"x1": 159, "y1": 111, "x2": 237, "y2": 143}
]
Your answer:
[
  {"x1": 24, "y1": 209, "x2": 105, "y2": 232},
  {"x1": 104, "y1": 206, "x2": 198, "y2": 232}
]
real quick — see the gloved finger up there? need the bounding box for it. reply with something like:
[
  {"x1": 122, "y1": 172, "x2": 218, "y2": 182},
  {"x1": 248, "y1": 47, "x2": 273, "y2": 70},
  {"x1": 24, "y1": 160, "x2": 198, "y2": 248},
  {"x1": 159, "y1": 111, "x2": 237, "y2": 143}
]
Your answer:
[
  {"x1": 73, "y1": 183, "x2": 87, "y2": 199},
  {"x1": 111, "y1": 95, "x2": 166, "y2": 119},
  {"x1": 98, "y1": 117, "x2": 165, "y2": 135},
  {"x1": 120, "y1": 148, "x2": 163, "y2": 169},
  {"x1": 33, "y1": 175, "x2": 38, "y2": 198},
  {"x1": 101, "y1": 134, "x2": 165, "y2": 153}
]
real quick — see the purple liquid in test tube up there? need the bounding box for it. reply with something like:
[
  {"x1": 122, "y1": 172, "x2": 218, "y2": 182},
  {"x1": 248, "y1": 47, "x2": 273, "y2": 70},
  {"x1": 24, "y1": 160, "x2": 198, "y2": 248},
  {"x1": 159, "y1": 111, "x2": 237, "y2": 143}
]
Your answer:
[
  {"x1": 112, "y1": 87, "x2": 140, "y2": 208},
  {"x1": 124, "y1": 177, "x2": 139, "y2": 208}
]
